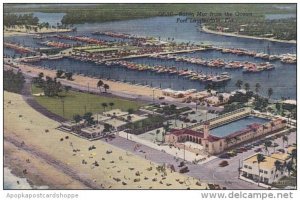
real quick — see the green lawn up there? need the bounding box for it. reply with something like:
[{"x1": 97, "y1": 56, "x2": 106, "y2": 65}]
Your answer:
[{"x1": 32, "y1": 86, "x2": 143, "y2": 120}]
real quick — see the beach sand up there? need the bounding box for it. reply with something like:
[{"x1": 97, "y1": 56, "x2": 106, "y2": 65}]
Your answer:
[
  {"x1": 4, "y1": 141, "x2": 89, "y2": 189},
  {"x1": 4, "y1": 91, "x2": 207, "y2": 189},
  {"x1": 4, "y1": 25, "x2": 72, "y2": 37},
  {"x1": 14, "y1": 63, "x2": 163, "y2": 98}
]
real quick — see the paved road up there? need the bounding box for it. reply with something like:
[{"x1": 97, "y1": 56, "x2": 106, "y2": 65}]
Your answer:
[{"x1": 21, "y1": 79, "x2": 66, "y2": 122}]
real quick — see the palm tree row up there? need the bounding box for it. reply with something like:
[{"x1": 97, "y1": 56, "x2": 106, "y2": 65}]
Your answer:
[
  {"x1": 235, "y1": 80, "x2": 273, "y2": 99},
  {"x1": 97, "y1": 79, "x2": 110, "y2": 93},
  {"x1": 101, "y1": 102, "x2": 115, "y2": 112}
]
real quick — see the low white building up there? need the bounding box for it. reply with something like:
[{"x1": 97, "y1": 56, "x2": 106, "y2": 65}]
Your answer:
[{"x1": 241, "y1": 151, "x2": 293, "y2": 185}]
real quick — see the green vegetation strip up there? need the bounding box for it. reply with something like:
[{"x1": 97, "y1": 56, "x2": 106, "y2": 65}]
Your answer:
[{"x1": 31, "y1": 85, "x2": 143, "y2": 120}]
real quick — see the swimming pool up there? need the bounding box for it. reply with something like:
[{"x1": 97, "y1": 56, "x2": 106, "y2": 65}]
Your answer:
[{"x1": 210, "y1": 116, "x2": 270, "y2": 138}]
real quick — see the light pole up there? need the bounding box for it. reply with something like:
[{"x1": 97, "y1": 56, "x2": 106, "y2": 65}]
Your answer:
[
  {"x1": 152, "y1": 89, "x2": 155, "y2": 103},
  {"x1": 183, "y1": 144, "x2": 186, "y2": 162},
  {"x1": 60, "y1": 98, "x2": 65, "y2": 118}
]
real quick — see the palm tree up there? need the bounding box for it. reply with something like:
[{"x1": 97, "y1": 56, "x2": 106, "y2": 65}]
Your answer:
[
  {"x1": 274, "y1": 160, "x2": 282, "y2": 180},
  {"x1": 109, "y1": 102, "x2": 114, "y2": 110},
  {"x1": 273, "y1": 142, "x2": 279, "y2": 153},
  {"x1": 255, "y1": 83, "x2": 261, "y2": 94},
  {"x1": 218, "y1": 94, "x2": 224, "y2": 103},
  {"x1": 155, "y1": 129, "x2": 160, "y2": 142},
  {"x1": 291, "y1": 149, "x2": 297, "y2": 164},
  {"x1": 235, "y1": 80, "x2": 243, "y2": 90},
  {"x1": 127, "y1": 115, "x2": 132, "y2": 122},
  {"x1": 267, "y1": 88, "x2": 273, "y2": 100},
  {"x1": 256, "y1": 154, "x2": 265, "y2": 185},
  {"x1": 264, "y1": 140, "x2": 272, "y2": 155},
  {"x1": 103, "y1": 84, "x2": 110, "y2": 93},
  {"x1": 286, "y1": 161, "x2": 293, "y2": 176},
  {"x1": 73, "y1": 114, "x2": 82, "y2": 125},
  {"x1": 101, "y1": 102, "x2": 108, "y2": 112},
  {"x1": 282, "y1": 135, "x2": 288, "y2": 148},
  {"x1": 97, "y1": 80, "x2": 104, "y2": 93},
  {"x1": 244, "y1": 83, "x2": 250, "y2": 92}
]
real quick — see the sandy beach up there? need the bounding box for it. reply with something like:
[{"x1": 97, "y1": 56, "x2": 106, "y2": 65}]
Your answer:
[
  {"x1": 13, "y1": 63, "x2": 164, "y2": 98},
  {"x1": 201, "y1": 25, "x2": 296, "y2": 44},
  {"x1": 4, "y1": 91, "x2": 207, "y2": 189},
  {"x1": 4, "y1": 25, "x2": 72, "y2": 37}
]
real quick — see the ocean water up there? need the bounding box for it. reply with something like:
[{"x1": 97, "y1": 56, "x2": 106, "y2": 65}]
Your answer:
[{"x1": 4, "y1": 167, "x2": 49, "y2": 189}]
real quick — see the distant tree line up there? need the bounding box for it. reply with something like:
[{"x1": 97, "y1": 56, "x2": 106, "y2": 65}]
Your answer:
[
  {"x1": 4, "y1": 13, "x2": 39, "y2": 26},
  {"x1": 4, "y1": 70, "x2": 25, "y2": 94}
]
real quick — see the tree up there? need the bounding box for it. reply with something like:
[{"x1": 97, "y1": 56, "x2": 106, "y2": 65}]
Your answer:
[
  {"x1": 83, "y1": 112, "x2": 94, "y2": 125},
  {"x1": 102, "y1": 102, "x2": 108, "y2": 111},
  {"x1": 65, "y1": 72, "x2": 73, "y2": 80},
  {"x1": 244, "y1": 83, "x2": 250, "y2": 91},
  {"x1": 4, "y1": 70, "x2": 25, "y2": 94},
  {"x1": 103, "y1": 123, "x2": 113, "y2": 133},
  {"x1": 235, "y1": 80, "x2": 243, "y2": 89},
  {"x1": 255, "y1": 83, "x2": 261, "y2": 94},
  {"x1": 291, "y1": 149, "x2": 297, "y2": 164},
  {"x1": 127, "y1": 115, "x2": 132, "y2": 122},
  {"x1": 282, "y1": 135, "x2": 288, "y2": 148},
  {"x1": 64, "y1": 85, "x2": 72, "y2": 94},
  {"x1": 256, "y1": 154, "x2": 265, "y2": 185},
  {"x1": 109, "y1": 102, "x2": 114, "y2": 110},
  {"x1": 286, "y1": 161, "x2": 293, "y2": 176},
  {"x1": 155, "y1": 129, "x2": 160, "y2": 142},
  {"x1": 267, "y1": 88, "x2": 273, "y2": 99},
  {"x1": 218, "y1": 94, "x2": 224, "y2": 103},
  {"x1": 73, "y1": 114, "x2": 82, "y2": 124},
  {"x1": 273, "y1": 142, "x2": 279, "y2": 153},
  {"x1": 274, "y1": 160, "x2": 282, "y2": 180},
  {"x1": 56, "y1": 70, "x2": 64, "y2": 78},
  {"x1": 103, "y1": 84, "x2": 110, "y2": 92},
  {"x1": 127, "y1": 108, "x2": 134, "y2": 114},
  {"x1": 264, "y1": 140, "x2": 272, "y2": 155},
  {"x1": 97, "y1": 80, "x2": 104, "y2": 93}
]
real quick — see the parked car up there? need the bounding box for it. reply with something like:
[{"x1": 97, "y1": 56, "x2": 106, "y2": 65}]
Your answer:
[
  {"x1": 179, "y1": 166, "x2": 189, "y2": 173},
  {"x1": 254, "y1": 148, "x2": 262, "y2": 153},
  {"x1": 236, "y1": 148, "x2": 243, "y2": 153},
  {"x1": 278, "y1": 149, "x2": 285, "y2": 153},
  {"x1": 219, "y1": 153, "x2": 230, "y2": 159},
  {"x1": 178, "y1": 161, "x2": 185, "y2": 167},
  {"x1": 219, "y1": 160, "x2": 229, "y2": 167},
  {"x1": 253, "y1": 142, "x2": 260, "y2": 146}
]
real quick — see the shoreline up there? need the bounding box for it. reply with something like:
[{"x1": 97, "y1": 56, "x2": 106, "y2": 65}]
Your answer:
[
  {"x1": 4, "y1": 26, "x2": 73, "y2": 37},
  {"x1": 4, "y1": 139, "x2": 90, "y2": 189},
  {"x1": 201, "y1": 25, "x2": 296, "y2": 44}
]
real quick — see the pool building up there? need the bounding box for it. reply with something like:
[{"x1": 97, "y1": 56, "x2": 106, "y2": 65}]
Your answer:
[{"x1": 165, "y1": 109, "x2": 287, "y2": 155}]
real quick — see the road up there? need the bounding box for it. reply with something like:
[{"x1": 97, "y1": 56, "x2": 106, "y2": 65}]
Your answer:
[{"x1": 102, "y1": 135, "x2": 262, "y2": 189}]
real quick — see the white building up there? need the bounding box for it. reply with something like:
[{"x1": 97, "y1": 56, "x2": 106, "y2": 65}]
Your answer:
[{"x1": 241, "y1": 151, "x2": 293, "y2": 184}]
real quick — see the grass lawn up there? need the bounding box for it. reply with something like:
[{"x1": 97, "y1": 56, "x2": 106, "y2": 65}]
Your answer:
[{"x1": 32, "y1": 85, "x2": 143, "y2": 120}]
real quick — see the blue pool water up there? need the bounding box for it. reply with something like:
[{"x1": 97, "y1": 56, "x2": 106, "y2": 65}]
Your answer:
[{"x1": 210, "y1": 116, "x2": 270, "y2": 138}]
